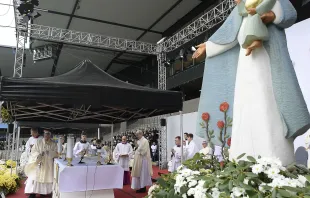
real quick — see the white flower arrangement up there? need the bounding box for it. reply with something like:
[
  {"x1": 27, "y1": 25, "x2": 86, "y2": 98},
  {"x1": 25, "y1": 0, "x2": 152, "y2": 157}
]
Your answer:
[{"x1": 148, "y1": 153, "x2": 310, "y2": 198}]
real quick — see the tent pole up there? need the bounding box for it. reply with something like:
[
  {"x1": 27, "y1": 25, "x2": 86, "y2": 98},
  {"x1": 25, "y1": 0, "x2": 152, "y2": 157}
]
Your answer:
[
  {"x1": 111, "y1": 124, "x2": 114, "y2": 152},
  {"x1": 15, "y1": 126, "x2": 21, "y2": 174},
  {"x1": 10, "y1": 123, "x2": 17, "y2": 175},
  {"x1": 180, "y1": 111, "x2": 184, "y2": 163}
]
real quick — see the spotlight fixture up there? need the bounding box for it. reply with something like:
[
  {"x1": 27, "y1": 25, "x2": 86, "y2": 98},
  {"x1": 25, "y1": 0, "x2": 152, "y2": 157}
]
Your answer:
[
  {"x1": 179, "y1": 49, "x2": 184, "y2": 59},
  {"x1": 17, "y1": 0, "x2": 40, "y2": 18},
  {"x1": 164, "y1": 60, "x2": 171, "y2": 67}
]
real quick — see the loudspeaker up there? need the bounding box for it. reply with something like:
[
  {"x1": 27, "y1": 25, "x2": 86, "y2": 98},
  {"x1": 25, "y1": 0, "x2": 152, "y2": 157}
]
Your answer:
[
  {"x1": 8, "y1": 124, "x2": 14, "y2": 133},
  {"x1": 160, "y1": 118, "x2": 166, "y2": 127}
]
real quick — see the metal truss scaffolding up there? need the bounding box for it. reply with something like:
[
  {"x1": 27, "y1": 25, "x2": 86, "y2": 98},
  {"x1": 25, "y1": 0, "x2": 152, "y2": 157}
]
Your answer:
[
  {"x1": 157, "y1": 43, "x2": 167, "y2": 90},
  {"x1": 162, "y1": 0, "x2": 235, "y2": 53},
  {"x1": 28, "y1": 24, "x2": 158, "y2": 55},
  {"x1": 13, "y1": 0, "x2": 28, "y2": 78}
]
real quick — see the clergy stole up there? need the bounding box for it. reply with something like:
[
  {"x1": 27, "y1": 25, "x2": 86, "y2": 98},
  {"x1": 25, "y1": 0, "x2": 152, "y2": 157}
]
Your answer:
[
  {"x1": 131, "y1": 137, "x2": 153, "y2": 177},
  {"x1": 24, "y1": 139, "x2": 57, "y2": 183}
]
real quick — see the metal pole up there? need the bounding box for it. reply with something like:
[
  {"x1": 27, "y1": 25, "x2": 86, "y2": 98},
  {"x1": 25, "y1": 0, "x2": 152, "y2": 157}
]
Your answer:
[
  {"x1": 10, "y1": 123, "x2": 17, "y2": 175},
  {"x1": 97, "y1": 127, "x2": 100, "y2": 139},
  {"x1": 7, "y1": 133, "x2": 12, "y2": 160},
  {"x1": 180, "y1": 111, "x2": 184, "y2": 163},
  {"x1": 15, "y1": 126, "x2": 21, "y2": 174},
  {"x1": 111, "y1": 124, "x2": 114, "y2": 152}
]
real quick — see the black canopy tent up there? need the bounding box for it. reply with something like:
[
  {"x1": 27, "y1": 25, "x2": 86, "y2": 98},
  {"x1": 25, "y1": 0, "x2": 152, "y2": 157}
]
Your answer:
[{"x1": 0, "y1": 60, "x2": 183, "y2": 124}]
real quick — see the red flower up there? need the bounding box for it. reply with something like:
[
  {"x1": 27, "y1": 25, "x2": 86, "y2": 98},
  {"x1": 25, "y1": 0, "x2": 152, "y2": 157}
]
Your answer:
[
  {"x1": 201, "y1": 112, "x2": 210, "y2": 121},
  {"x1": 227, "y1": 137, "x2": 231, "y2": 147},
  {"x1": 220, "y1": 161, "x2": 225, "y2": 168},
  {"x1": 220, "y1": 102, "x2": 229, "y2": 112},
  {"x1": 217, "y1": 121, "x2": 225, "y2": 129}
]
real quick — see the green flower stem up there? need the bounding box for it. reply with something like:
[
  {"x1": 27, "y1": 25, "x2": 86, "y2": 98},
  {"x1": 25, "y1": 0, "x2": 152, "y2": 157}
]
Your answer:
[
  {"x1": 205, "y1": 121, "x2": 210, "y2": 143},
  {"x1": 221, "y1": 111, "x2": 228, "y2": 161}
]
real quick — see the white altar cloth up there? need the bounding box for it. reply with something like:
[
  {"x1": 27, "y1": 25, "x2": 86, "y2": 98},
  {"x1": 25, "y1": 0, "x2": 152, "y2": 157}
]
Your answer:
[{"x1": 55, "y1": 158, "x2": 124, "y2": 193}]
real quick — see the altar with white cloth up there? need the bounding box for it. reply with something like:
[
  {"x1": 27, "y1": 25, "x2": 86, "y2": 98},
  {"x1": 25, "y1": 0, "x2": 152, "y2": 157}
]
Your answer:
[{"x1": 52, "y1": 158, "x2": 124, "y2": 198}]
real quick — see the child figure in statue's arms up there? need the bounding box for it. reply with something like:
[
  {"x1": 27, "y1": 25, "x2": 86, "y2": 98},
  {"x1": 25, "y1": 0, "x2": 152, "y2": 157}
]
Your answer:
[{"x1": 235, "y1": 0, "x2": 276, "y2": 56}]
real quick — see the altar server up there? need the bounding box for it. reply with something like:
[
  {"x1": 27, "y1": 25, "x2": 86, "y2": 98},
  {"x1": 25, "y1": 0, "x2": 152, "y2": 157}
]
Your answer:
[
  {"x1": 113, "y1": 136, "x2": 133, "y2": 185},
  {"x1": 185, "y1": 133, "x2": 199, "y2": 160},
  {"x1": 168, "y1": 136, "x2": 184, "y2": 172},
  {"x1": 24, "y1": 130, "x2": 57, "y2": 198},
  {"x1": 21, "y1": 128, "x2": 43, "y2": 167},
  {"x1": 131, "y1": 130, "x2": 153, "y2": 193},
  {"x1": 73, "y1": 131, "x2": 91, "y2": 158}
]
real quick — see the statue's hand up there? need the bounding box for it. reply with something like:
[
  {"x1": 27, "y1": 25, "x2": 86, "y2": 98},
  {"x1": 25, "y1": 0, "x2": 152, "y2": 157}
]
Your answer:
[
  {"x1": 192, "y1": 43, "x2": 206, "y2": 59},
  {"x1": 261, "y1": 11, "x2": 276, "y2": 24}
]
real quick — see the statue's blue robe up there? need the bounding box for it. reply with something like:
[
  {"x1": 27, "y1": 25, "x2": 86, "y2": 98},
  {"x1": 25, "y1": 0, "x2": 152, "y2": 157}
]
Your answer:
[{"x1": 196, "y1": 0, "x2": 310, "y2": 145}]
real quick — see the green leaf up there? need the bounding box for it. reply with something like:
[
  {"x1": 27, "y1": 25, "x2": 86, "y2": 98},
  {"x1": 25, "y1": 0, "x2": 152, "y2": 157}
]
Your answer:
[
  {"x1": 180, "y1": 186, "x2": 188, "y2": 195},
  {"x1": 237, "y1": 153, "x2": 246, "y2": 159},
  {"x1": 206, "y1": 193, "x2": 213, "y2": 198},
  {"x1": 167, "y1": 189, "x2": 175, "y2": 198},
  {"x1": 278, "y1": 189, "x2": 291, "y2": 198},
  {"x1": 245, "y1": 190, "x2": 257, "y2": 197},
  {"x1": 272, "y1": 189, "x2": 277, "y2": 198},
  {"x1": 261, "y1": 185, "x2": 272, "y2": 191},
  {"x1": 156, "y1": 190, "x2": 168, "y2": 198},
  {"x1": 218, "y1": 183, "x2": 228, "y2": 191},
  {"x1": 305, "y1": 175, "x2": 310, "y2": 181},
  {"x1": 283, "y1": 186, "x2": 304, "y2": 193},
  {"x1": 157, "y1": 178, "x2": 168, "y2": 188},
  {"x1": 257, "y1": 192, "x2": 264, "y2": 198},
  {"x1": 239, "y1": 182, "x2": 255, "y2": 191},
  {"x1": 246, "y1": 156, "x2": 256, "y2": 162},
  {"x1": 245, "y1": 172, "x2": 258, "y2": 178},
  {"x1": 228, "y1": 180, "x2": 233, "y2": 191}
]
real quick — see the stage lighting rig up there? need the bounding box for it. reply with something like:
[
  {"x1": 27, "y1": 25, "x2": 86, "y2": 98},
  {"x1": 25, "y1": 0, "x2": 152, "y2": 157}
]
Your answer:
[
  {"x1": 17, "y1": 0, "x2": 40, "y2": 20},
  {"x1": 32, "y1": 45, "x2": 56, "y2": 62}
]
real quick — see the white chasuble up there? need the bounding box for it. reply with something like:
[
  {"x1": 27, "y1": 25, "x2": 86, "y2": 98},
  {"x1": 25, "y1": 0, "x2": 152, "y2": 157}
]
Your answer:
[
  {"x1": 131, "y1": 137, "x2": 153, "y2": 177},
  {"x1": 24, "y1": 139, "x2": 57, "y2": 195},
  {"x1": 113, "y1": 143, "x2": 133, "y2": 171}
]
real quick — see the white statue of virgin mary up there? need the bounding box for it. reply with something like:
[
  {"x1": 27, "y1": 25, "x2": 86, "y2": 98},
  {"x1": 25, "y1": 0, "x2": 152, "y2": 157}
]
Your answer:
[{"x1": 193, "y1": 0, "x2": 310, "y2": 165}]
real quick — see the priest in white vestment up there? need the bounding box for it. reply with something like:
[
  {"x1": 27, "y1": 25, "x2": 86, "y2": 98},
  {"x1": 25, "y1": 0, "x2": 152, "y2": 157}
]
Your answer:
[
  {"x1": 73, "y1": 132, "x2": 91, "y2": 158},
  {"x1": 131, "y1": 130, "x2": 153, "y2": 193},
  {"x1": 199, "y1": 141, "x2": 213, "y2": 159},
  {"x1": 185, "y1": 133, "x2": 199, "y2": 160},
  {"x1": 113, "y1": 136, "x2": 133, "y2": 185},
  {"x1": 21, "y1": 128, "x2": 43, "y2": 167},
  {"x1": 24, "y1": 130, "x2": 57, "y2": 198},
  {"x1": 168, "y1": 136, "x2": 185, "y2": 172}
]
